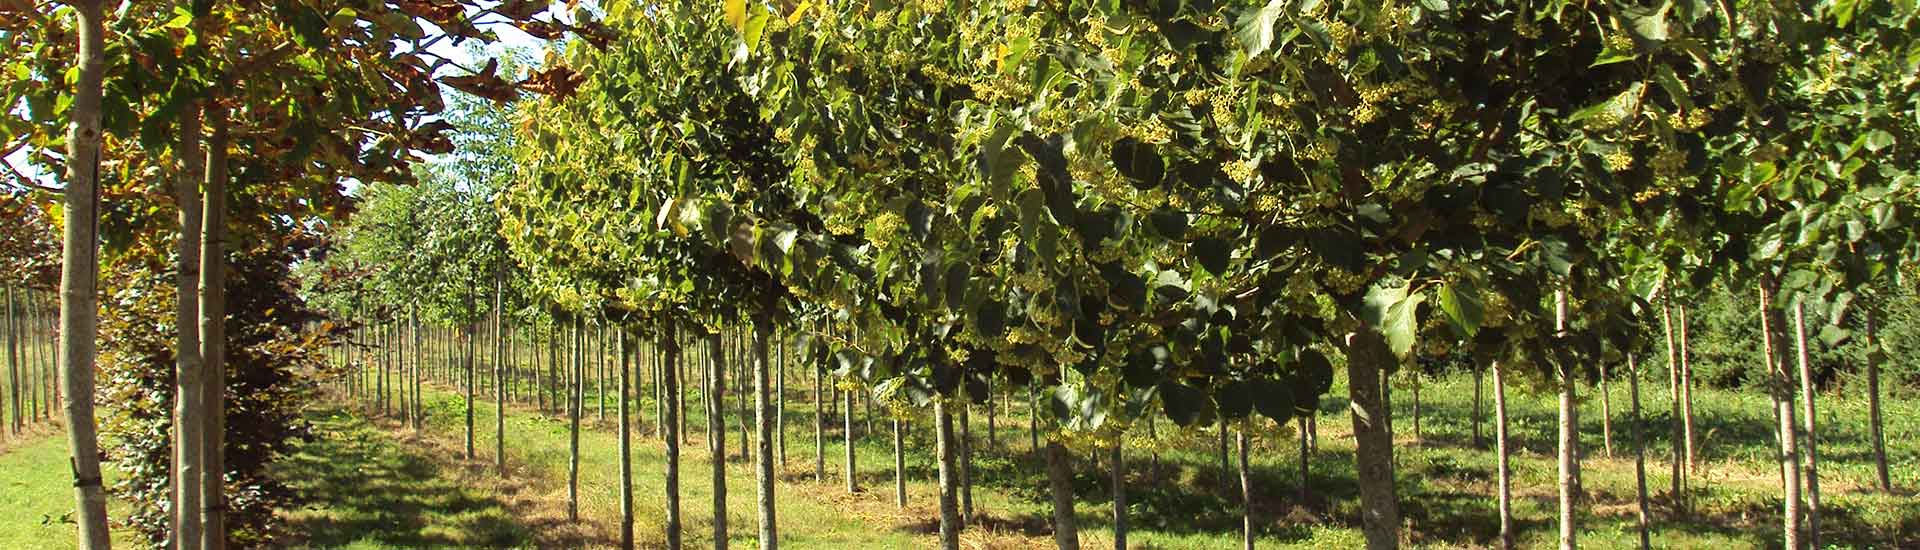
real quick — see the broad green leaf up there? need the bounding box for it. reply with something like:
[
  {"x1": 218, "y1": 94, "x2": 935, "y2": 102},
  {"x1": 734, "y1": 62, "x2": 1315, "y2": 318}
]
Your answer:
[
  {"x1": 1437, "y1": 279, "x2": 1484, "y2": 339},
  {"x1": 1234, "y1": 0, "x2": 1286, "y2": 58}
]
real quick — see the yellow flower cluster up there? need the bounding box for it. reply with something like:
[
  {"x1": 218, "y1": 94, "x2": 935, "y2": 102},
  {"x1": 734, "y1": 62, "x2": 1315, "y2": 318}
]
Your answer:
[
  {"x1": 1604, "y1": 33, "x2": 1635, "y2": 54},
  {"x1": 1225, "y1": 158, "x2": 1259, "y2": 183},
  {"x1": 1667, "y1": 109, "x2": 1712, "y2": 132},
  {"x1": 1603, "y1": 149, "x2": 1635, "y2": 173},
  {"x1": 1128, "y1": 117, "x2": 1174, "y2": 145},
  {"x1": 1253, "y1": 193, "x2": 1283, "y2": 212},
  {"x1": 1350, "y1": 103, "x2": 1381, "y2": 125},
  {"x1": 1321, "y1": 267, "x2": 1369, "y2": 295},
  {"x1": 1300, "y1": 137, "x2": 1338, "y2": 161},
  {"x1": 866, "y1": 211, "x2": 905, "y2": 249}
]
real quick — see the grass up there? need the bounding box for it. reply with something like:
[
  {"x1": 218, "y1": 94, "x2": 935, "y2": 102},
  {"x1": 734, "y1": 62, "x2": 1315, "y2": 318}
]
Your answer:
[
  {"x1": 355, "y1": 342, "x2": 1920, "y2": 549},
  {"x1": 0, "y1": 425, "x2": 135, "y2": 550}
]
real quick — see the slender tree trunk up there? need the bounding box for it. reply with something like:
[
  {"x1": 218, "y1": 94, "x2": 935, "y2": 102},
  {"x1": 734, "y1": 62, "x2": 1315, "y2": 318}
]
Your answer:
[
  {"x1": 986, "y1": 374, "x2": 997, "y2": 448},
  {"x1": 1113, "y1": 440, "x2": 1127, "y2": 550},
  {"x1": 706, "y1": 329, "x2": 728, "y2": 549},
  {"x1": 1555, "y1": 289, "x2": 1578, "y2": 550},
  {"x1": 59, "y1": 3, "x2": 114, "y2": 544},
  {"x1": 198, "y1": 104, "x2": 232, "y2": 550},
  {"x1": 1346, "y1": 328, "x2": 1400, "y2": 550},
  {"x1": 1679, "y1": 305, "x2": 1698, "y2": 476},
  {"x1": 619, "y1": 329, "x2": 634, "y2": 550},
  {"x1": 1411, "y1": 372, "x2": 1422, "y2": 446},
  {"x1": 1494, "y1": 360, "x2": 1514, "y2": 550},
  {"x1": 1793, "y1": 301, "x2": 1822, "y2": 547},
  {"x1": 1867, "y1": 308, "x2": 1891, "y2": 493},
  {"x1": 1759, "y1": 282, "x2": 1802, "y2": 550},
  {"x1": 845, "y1": 378, "x2": 857, "y2": 494},
  {"x1": 1628, "y1": 354, "x2": 1650, "y2": 550},
  {"x1": 935, "y1": 399, "x2": 962, "y2": 550},
  {"x1": 1029, "y1": 383, "x2": 1039, "y2": 454},
  {"x1": 1600, "y1": 360, "x2": 1614, "y2": 458},
  {"x1": 1472, "y1": 366, "x2": 1484, "y2": 448},
  {"x1": 960, "y1": 399, "x2": 974, "y2": 525},
  {"x1": 1661, "y1": 297, "x2": 1686, "y2": 508},
  {"x1": 494, "y1": 271, "x2": 507, "y2": 475},
  {"x1": 465, "y1": 283, "x2": 477, "y2": 460},
  {"x1": 663, "y1": 326, "x2": 683, "y2": 550},
  {"x1": 752, "y1": 314, "x2": 778, "y2": 549},
  {"x1": 171, "y1": 101, "x2": 207, "y2": 549},
  {"x1": 777, "y1": 329, "x2": 787, "y2": 468},
  {"x1": 1044, "y1": 441, "x2": 1079, "y2": 550},
  {"x1": 571, "y1": 320, "x2": 585, "y2": 522},
  {"x1": 1218, "y1": 423, "x2": 1231, "y2": 490},
  {"x1": 814, "y1": 352, "x2": 825, "y2": 482},
  {"x1": 1239, "y1": 429, "x2": 1254, "y2": 550},
  {"x1": 6, "y1": 288, "x2": 19, "y2": 434},
  {"x1": 893, "y1": 418, "x2": 906, "y2": 508},
  {"x1": 1296, "y1": 410, "x2": 1309, "y2": 503},
  {"x1": 412, "y1": 307, "x2": 422, "y2": 430}
]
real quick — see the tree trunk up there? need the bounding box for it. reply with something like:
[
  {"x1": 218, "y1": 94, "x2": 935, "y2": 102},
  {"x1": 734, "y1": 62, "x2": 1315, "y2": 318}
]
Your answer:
[
  {"x1": 1411, "y1": 373, "x2": 1422, "y2": 446},
  {"x1": 1759, "y1": 282, "x2": 1802, "y2": 549},
  {"x1": 465, "y1": 282, "x2": 477, "y2": 460},
  {"x1": 663, "y1": 326, "x2": 684, "y2": 550},
  {"x1": 494, "y1": 272, "x2": 507, "y2": 475},
  {"x1": 619, "y1": 329, "x2": 635, "y2": 550},
  {"x1": 1556, "y1": 289, "x2": 1578, "y2": 550},
  {"x1": 960, "y1": 399, "x2": 974, "y2": 525},
  {"x1": 1239, "y1": 429, "x2": 1254, "y2": 550},
  {"x1": 1867, "y1": 308, "x2": 1891, "y2": 493},
  {"x1": 1600, "y1": 360, "x2": 1613, "y2": 459},
  {"x1": 571, "y1": 320, "x2": 585, "y2": 522},
  {"x1": 844, "y1": 378, "x2": 857, "y2": 494},
  {"x1": 1029, "y1": 383, "x2": 1040, "y2": 454},
  {"x1": 1494, "y1": 359, "x2": 1514, "y2": 550},
  {"x1": 936, "y1": 399, "x2": 962, "y2": 550},
  {"x1": 1661, "y1": 297, "x2": 1685, "y2": 508},
  {"x1": 706, "y1": 329, "x2": 728, "y2": 549},
  {"x1": 1345, "y1": 328, "x2": 1401, "y2": 550},
  {"x1": 59, "y1": 2, "x2": 114, "y2": 544},
  {"x1": 752, "y1": 314, "x2": 778, "y2": 549},
  {"x1": 1044, "y1": 441, "x2": 1080, "y2": 550},
  {"x1": 412, "y1": 307, "x2": 422, "y2": 430},
  {"x1": 814, "y1": 351, "x2": 825, "y2": 482},
  {"x1": 893, "y1": 418, "x2": 906, "y2": 508},
  {"x1": 777, "y1": 329, "x2": 787, "y2": 468},
  {"x1": 986, "y1": 374, "x2": 997, "y2": 448},
  {"x1": 1793, "y1": 301, "x2": 1822, "y2": 547},
  {"x1": 1113, "y1": 440, "x2": 1127, "y2": 550},
  {"x1": 6, "y1": 287, "x2": 19, "y2": 435},
  {"x1": 198, "y1": 103, "x2": 232, "y2": 550},
  {"x1": 1472, "y1": 366, "x2": 1484, "y2": 448},
  {"x1": 1679, "y1": 304, "x2": 1698, "y2": 474},
  {"x1": 171, "y1": 100, "x2": 207, "y2": 549},
  {"x1": 1628, "y1": 354, "x2": 1650, "y2": 550}
]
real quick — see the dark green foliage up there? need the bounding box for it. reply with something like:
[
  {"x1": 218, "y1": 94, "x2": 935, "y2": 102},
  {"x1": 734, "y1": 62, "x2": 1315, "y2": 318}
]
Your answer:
[
  {"x1": 99, "y1": 242, "x2": 336, "y2": 549},
  {"x1": 1678, "y1": 282, "x2": 1919, "y2": 394}
]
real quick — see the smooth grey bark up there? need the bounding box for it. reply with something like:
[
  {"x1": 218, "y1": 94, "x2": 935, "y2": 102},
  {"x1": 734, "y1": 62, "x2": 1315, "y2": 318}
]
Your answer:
[
  {"x1": 706, "y1": 330, "x2": 728, "y2": 549},
  {"x1": 1297, "y1": 413, "x2": 1309, "y2": 503},
  {"x1": 1346, "y1": 328, "x2": 1400, "y2": 550},
  {"x1": 936, "y1": 399, "x2": 962, "y2": 550},
  {"x1": 844, "y1": 379, "x2": 857, "y2": 494},
  {"x1": 571, "y1": 320, "x2": 585, "y2": 522},
  {"x1": 1411, "y1": 373, "x2": 1422, "y2": 446},
  {"x1": 1759, "y1": 282, "x2": 1802, "y2": 550},
  {"x1": 1867, "y1": 309, "x2": 1891, "y2": 493},
  {"x1": 814, "y1": 349, "x2": 825, "y2": 482},
  {"x1": 464, "y1": 281, "x2": 477, "y2": 460},
  {"x1": 1472, "y1": 366, "x2": 1484, "y2": 447},
  {"x1": 1628, "y1": 354, "x2": 1650, "y2": 550},
  {"x1": 1680, "y1": 305, "x2": 1698, "y2": 474},
  {"x1": 1238, "y1": 429, "x2": 1254, "y2": 550},
  {"x1": 1044, "y1": 441, "x2": 1079, "y2": 550},
  {"x1": 171, "y1": 100, "x2": 206, "y2": 549},
  {"x1": 753, "y1": 315, "x2": 778, "y2": 549},
  {"x1": 893, "y1": 418, "x2": 906, "y2": 507},
  {"x1": 1662, "y1": 298, "x2": 1685, "y2": 506},
  {"x1": 663, "y1": 327, "x2": 684, "y2": 550},
  {"x1": 1555, "y1": 289, "x2": 1578, "y2": 550},
  {"x1": 6, "y1": 287, "x2": 18, "y2": 434},
  {"x1": 960, "y1": 399, "x2": 973, "y2": 525},
  {"x1": 1113, "y1": 441, "x2": 1127, "y2": 550},
  {"x1": 777, "y1": 329, "x2": 787, "y2": 468},
  {"x1": 494, "y1": 273, "x2": 506, "y2": 475},
  {"x1": 1600, "y1": 360, "x2": 1613, "y2": 458},
  {"x1": 198, "y1": 104, "x2": 232, "y2": 550},
  {"x1": 411, "y1": 307, "x2": 422, "y2": 430},
  {"x1": 1494, "y1": 360, "x2": 1514, "y2": 550},
  {"x1": 59, "y1": 3, "x2": 114, "y2": 545},
  {"x1": 1793, "y1": 301, "x2": 1822, "y2": 547},
  {"x1": 619, "y1": 329, "x2": 634, "y2": 550}
]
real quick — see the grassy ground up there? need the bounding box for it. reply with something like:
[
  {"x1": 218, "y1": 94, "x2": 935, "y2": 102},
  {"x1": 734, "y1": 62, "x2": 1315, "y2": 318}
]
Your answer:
[
  {"x1": 0, "y1": 425, "x2": 133, "y2": 549},
  {"x1": 357, "y1": 347, "x2": 1920, "y2": 549}
]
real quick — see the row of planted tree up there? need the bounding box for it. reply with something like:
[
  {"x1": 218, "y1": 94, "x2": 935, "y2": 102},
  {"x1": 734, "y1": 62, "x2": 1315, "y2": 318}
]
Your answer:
[
  {"x1": 9, "y1": 0, "x2": 1917, "y2": 549},
  {"x1": 0, "y1": 286, "x2": 61, "y2": 437},
  {"x1": 312, "y1": 2, "x2": 1917, "y2": 550}
]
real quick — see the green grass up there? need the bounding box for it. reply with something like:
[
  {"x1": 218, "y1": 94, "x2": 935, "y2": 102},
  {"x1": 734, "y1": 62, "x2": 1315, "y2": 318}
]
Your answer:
[
  {"x1": 0, "y1": 430, "x2": 134, "y2": 550},
  {"x1": 359, "y1": 343, "x2": 1920, "y2": 549}
]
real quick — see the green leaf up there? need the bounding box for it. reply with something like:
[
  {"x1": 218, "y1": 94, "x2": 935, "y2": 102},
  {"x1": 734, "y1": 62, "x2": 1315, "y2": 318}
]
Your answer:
[
  {"x1": 1297, "y1": 349, "x2": 1334, "y2": 396},
  {"x1": 1158, "y1": 381, "x2": 1208, "y2": 427},
  {"x1": 1216, "y1": 381, "x2": 1254, "y2": 419},
  {"x1": 723, "y1": 0, "x2": 748, "y2": 34},
  {"x1": 1251, "y1": 378, "x2": 1295, "y2": 423},
  {"x1": 1437, "y1": 279, "x2": 1483, "y2": 339},
  {"x1": 1362, "y1": 279, "x2": 1426, "y2": 361},
  {"x1": 1111, "y1": 137, "x2": 1166, "y2": 190},
  {"x1": 1150, "y1": 209, "x2": 1189, "y2": 240},
  {"x1": 1192, "y1": 237, "x2": 1230, "y2": 276},
  {"x1": 1234, "y1": 0, "x2": 1286, "y2": 58}
]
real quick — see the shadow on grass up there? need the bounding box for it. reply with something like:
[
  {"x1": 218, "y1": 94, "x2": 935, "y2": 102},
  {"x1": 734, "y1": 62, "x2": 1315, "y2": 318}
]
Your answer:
[{"x1": 278, "y1": 410, "x2": 530, "y2": 549}]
